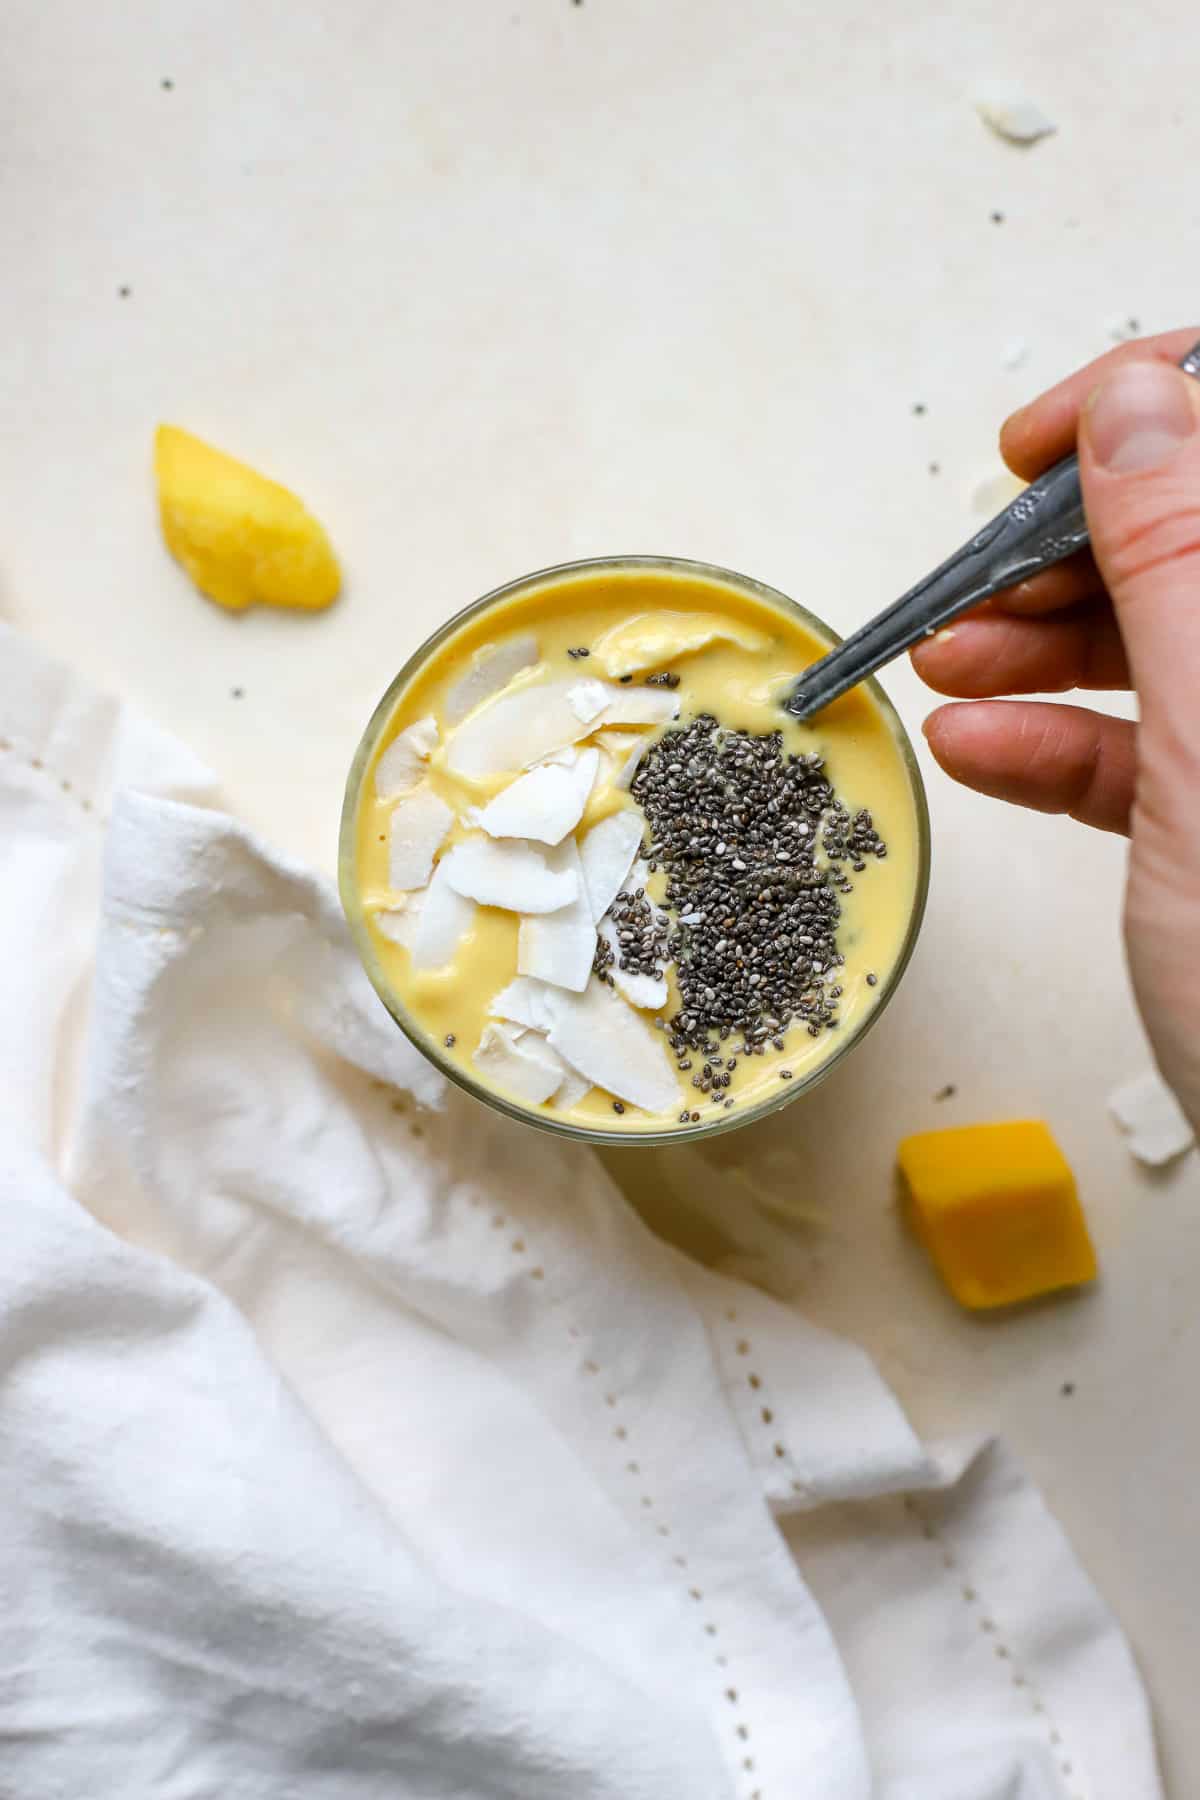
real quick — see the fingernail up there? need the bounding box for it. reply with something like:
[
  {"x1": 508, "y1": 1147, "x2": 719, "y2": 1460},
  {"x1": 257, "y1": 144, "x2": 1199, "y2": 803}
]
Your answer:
[{"x1": 1087, "y1": 361, "x2": 1198, "y2": 473}]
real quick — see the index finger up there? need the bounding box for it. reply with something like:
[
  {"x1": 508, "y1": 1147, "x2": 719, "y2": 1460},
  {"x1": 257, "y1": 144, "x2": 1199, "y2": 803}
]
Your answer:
[{"x1": 1000, "y1": 327, "x2": 1200, "y2": 480}]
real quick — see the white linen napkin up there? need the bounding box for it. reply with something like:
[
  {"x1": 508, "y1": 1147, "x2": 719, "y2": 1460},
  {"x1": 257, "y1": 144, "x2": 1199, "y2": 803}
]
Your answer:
[{"x1": 0, "y1": 622, "x2": 1161, "y2": 1799}]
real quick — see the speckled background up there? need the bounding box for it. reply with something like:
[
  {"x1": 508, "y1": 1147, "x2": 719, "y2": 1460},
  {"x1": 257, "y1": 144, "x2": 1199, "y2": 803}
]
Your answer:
[{"x1": 3, "y1": 1, "x2": 1196, "y2": 1784}]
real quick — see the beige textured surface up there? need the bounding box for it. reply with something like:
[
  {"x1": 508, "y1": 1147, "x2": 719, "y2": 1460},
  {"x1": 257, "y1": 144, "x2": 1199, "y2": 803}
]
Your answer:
[{"x1": 2, "y1": 1, "x2": 1196, "y2": 1786}]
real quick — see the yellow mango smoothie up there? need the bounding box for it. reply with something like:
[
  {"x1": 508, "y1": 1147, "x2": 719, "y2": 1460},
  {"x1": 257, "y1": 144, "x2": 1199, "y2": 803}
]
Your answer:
[{"x1": 340, "y1": 558, "x2": 928, "y2": 1140}]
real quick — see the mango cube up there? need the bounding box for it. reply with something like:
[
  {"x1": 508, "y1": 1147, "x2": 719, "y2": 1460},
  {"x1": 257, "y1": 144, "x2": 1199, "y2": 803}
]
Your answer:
[
  {"x1": 897, "y1": 1120, "x2": 1096, "y2": 1310},
  {"x1": 154, "y1": 424, "x2": 340, "y2": 613}
]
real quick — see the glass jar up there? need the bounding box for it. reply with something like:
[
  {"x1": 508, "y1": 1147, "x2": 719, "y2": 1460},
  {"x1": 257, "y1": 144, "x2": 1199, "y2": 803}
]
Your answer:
[{"x1": 340, "y1": 555, "x2": 931, "y2": 1146}]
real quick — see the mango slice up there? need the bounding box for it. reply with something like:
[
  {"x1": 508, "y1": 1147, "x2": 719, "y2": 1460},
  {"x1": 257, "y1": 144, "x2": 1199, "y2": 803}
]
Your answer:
[
  {"x1": 897, "y1": 1120, "x2": 1097, "y2": 1310},
  {"x1": 154, "y1": 424, "x2": 340, "y2": 612}
]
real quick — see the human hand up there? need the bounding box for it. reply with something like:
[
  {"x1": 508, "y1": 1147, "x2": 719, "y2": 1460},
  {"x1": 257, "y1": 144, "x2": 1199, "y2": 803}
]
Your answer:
[{"x1": 911, "y1": 329, "x2": 1200, "y2": 1130}]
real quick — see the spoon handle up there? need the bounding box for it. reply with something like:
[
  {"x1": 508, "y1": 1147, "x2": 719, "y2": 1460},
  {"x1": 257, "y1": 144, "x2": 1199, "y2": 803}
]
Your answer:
[{"x1": 786, "y1": 336, "x2": 1200, "y2": 723}]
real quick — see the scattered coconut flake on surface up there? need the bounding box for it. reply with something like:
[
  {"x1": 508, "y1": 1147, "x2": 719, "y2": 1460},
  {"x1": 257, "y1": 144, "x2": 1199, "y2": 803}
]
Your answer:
[
  {"x1": 473, "y1": 1021, "x2": 567, "y2": 1105},
  {"x1": 597, "y1": 915, "x2": 668, "y2": 1010},
  {"x1": 567, "y1": 679, "x2": 610, "y2": 723},
  {"x1": 388, "y1": 786, "x2": 454, "y2": 891},
  {"x1": 489, "y1": 975, "x2": 559, "y2": 1032},
  {"x1": 579, "y1": 810, "x2": 644, "y2": 921},
  {"x1": 410, "y1": 861, "x2": 475, "y2": 970},
  {"x1": 1106, "y1": 314, "x2": 1142, "y2": 344},
  {"x1": 970, "y1": 468, "x2": 1026, "y2": 516},
  {"x1": 443, "y1": 633, "x2": 540, "y2": 725},
  {"x1": 517, "y1": 839, "x2": 596, "y2": 992},
  {"x1": 1001, "y1": 336, "x2": 1029, "y2": 371},
  {"x1": 553, "y1": 1067, "x2": 593, "y2": 1110},
  {"x1": 446, "y1": 677, "x2": 596, "y2": 778},
  {"x1": 973, "y1": 85, "x2": 1057, "y2": 145},
  {"x1": 441, "y1": 838, "x2": 578, "y2": 913},
  {"x1": 591, "y1": 610, "x2": 769, "y2": 678},
  {"x1": 1109, "y1": 1070, "x2": 1195, "y2": 1167},
  {"x1": 546, "y1": 976, "x2": 679, "y2": 1114},
  {"x1": 596, "y1": 687, "x2": 681, "y2": 729},
  {"x1": 477, "y1": 747, "x2": 599, "y2": 844},
  {"x1": 375, "y1": 716, "x2": 439, "y2": 801}
]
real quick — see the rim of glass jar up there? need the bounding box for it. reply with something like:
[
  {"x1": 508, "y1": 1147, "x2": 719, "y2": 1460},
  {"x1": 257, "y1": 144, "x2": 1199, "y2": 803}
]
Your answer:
[{"x1": 339, "y1": 554, "x2": 931, "y2": 1148}]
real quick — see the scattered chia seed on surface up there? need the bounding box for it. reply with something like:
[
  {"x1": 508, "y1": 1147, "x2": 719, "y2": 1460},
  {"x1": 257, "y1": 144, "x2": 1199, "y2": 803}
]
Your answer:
[
  {"x1": 866, "y1": 971, "x2": 878, "y2": 987},
  {"x1": 567, "y1": 646, "x2": 590, "y2": 659},
  {"x1": 619, "y1": 674, "x2": 633, "y2": 683},
  {"x1": 612, "y1": 1100, "x2": 625, "y2": 1114},
  {"x1": 645, "y1": 671, "x2": 680, "y2": 688},
  {"x1": 911, "y1": 401, "x2": 926, "y2": 416},
  {"x1": 933, "y1": 1083, "x2": 957, "y2": 1102},
  {"x1": 444, "y1": 1032, "x2": 456, "y2": 1047}
]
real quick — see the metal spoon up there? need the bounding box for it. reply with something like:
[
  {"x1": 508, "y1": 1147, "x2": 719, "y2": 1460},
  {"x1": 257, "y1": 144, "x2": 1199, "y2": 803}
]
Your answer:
[{"x1": 786, "y1": 336, "x2": 1200, "y2": 722}]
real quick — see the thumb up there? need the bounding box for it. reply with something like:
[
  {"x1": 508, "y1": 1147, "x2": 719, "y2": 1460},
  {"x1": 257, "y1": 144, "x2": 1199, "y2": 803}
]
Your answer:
[
  {"x1": 1079, "y1": 358, "x2": 1200, "y2": 766},
  {"x1": 1081, "y1": 357, "x2": 1200, "y2": 1122}
]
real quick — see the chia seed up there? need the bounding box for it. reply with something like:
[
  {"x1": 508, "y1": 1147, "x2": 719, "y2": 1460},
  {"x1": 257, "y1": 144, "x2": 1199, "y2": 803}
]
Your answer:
[
  {"x1": 444, "y1": 1033, "x2": 457, "y2": 1047},
  {"x1": 628, "y1": 716, "x2": 888, "y2": 1076}
]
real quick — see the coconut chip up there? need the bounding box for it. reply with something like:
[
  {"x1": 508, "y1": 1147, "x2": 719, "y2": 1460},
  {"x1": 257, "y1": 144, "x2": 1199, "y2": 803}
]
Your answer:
[
  {"x1": 612, "y1": 731, "x2": 655, "y2": 790},
  {"x1": 567, "y1": 679, "x2": 611, "y2": 723},
  {"x1": 446, "y1": 678, "x2": 597, "y2": 778},
  {"x1": 371, "y1": 896, "x2": 421, "y2": 949},
  {"x1": 487, "y1": 981, "x2": 595, "y2": 1105},
  {"x1": 596, "y1": 914, "x2": 668, "y2": 1010},
  {"x1": 590, "y1": 610, "x2": 769, "y2": 678},
  {"x1": 440, "y1": 837, "x2": 578, "y2": 913},
  {"x1": 443, "y1": 633, "x2": 540, "y2": 725},
  {"x1": 553, "y1": 1067, "x2": 593, "y2": 1110},
  {"x1": 578, "y1": 810, "x2": 644, "y2": 922},
  {"x1": 409, "y1": 861, "x2": 475, "y2": 970},
  {"x1": 1109, "y1": 1070, "x2": 1195, "y2": 1167},
  {"x1": 595, "y1": 687, "x2": 681, "y2": 729},
  {"x1": 388, "y1": 785, "x2": 454, "y2": 891},
  {"x1": 546, "y1": 976, "x2": 679, "y2": 1113},
  {"x1": 375, "y1": 716, "x2": 439, "y2": 801},
  {"x1": 489, "y1": 975, "x2": 559, "y2": 1032},
  {"x1": 517, "y1": 839, "x2": 596, "y2": 991},
  {"x1": 973, "y1": 85, "x2": 1057, "y2": 145},
  {"x1": 472, "y1": 1021, "x2": 568, "y2": 1106},
  {"x1": 476, "y1": 748, "x2": 599, "y2": 845}
]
